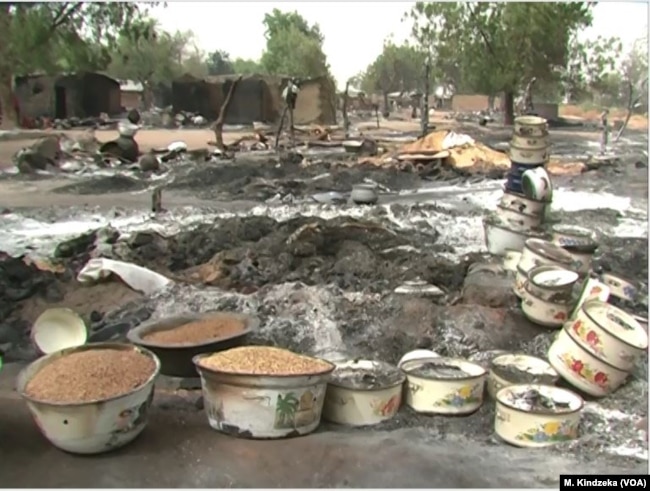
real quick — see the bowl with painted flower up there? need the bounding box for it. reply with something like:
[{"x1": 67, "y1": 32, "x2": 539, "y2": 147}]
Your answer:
[
  {"x1": 401, "y1": 357, "x2": 486, "y2": 415},
  {"x1": 494, "y1": 384, "x2": 583, "y2": 448}
]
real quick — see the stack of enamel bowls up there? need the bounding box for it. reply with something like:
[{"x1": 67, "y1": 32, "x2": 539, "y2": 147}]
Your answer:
[
  {"x1": 548, "y1": 299, "x2": 649, "y2": 398},
  {"x1": 483, "y1": 116, "x2": 554, "y2": 256},
  {"x1": 506, "y1": 116, "x2": 550, "y2": 195}
]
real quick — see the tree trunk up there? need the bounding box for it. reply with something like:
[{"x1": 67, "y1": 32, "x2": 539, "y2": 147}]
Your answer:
[
  {"x1": 382, "y1": 91, "x2": 389, "y2": 118},
  {"x1": 212, "y1": 76, "x2": 242, "y2": 151},
  {"x1": 503, "y1": 91, "x2": 515, "y2": 126},
  {"x1": 0, "y1": 4, "x2": 17, "y2": 129},
  {"x1": 420, "y1": 57, "x2": 431, "y2": 138},
  {"x1": 342, "y1": 81, "x2": 350, "y2": 138}
]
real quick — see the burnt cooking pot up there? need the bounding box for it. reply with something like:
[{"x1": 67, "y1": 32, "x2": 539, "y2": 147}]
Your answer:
[{"x1": 127, "y1": 311, "x2": 260, "y2": 377}]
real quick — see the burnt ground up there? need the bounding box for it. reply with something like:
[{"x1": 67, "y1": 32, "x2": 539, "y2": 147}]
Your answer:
[{"x1": 0, "y1": 123, "x2": 648, "y2": 486}]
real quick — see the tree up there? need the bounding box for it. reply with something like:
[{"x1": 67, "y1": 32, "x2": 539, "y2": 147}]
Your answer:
[
  {"x1": 231, "y1": 58, "x2": 264, "y2": 75},
  {"x1": 106, "y1": 19, "x2": 192, "y2": 107},
  {"x1": 407, "y1": 2, "x2": 595, "y2": 124},
  {"x1": 206, "y1": 50, "x2": 234, "y2": 76},
  {"x1": 260, "y1": 9, "x2": 333, "y2": 81},
  {"x1": 615, "y1": 37, "x2": 649, "y2": 141},
  {"x1": 360, "y1": 40, "x2": 425, "y2": 112},
  {"x1": 563, "y1": 35, "x2": 622, "y2": 104},
  {"x1": 0, "y1": 2, "x2": 152, "y2": 128}
]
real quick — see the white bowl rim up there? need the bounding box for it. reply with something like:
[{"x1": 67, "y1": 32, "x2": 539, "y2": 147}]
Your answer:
[
  {"x1": 523, "y1": 282, "x2": 574, "y2": 306},
  {"x1": 495, "y1": 383, "x2": 584, "y2": 415},
  {"x1": 529, "y1": 266, "x2": 579, "y2": 290},
  {"x1": 18, "y1": 342, "x2": 161, "y2": 407},
  {"x1": 491, "y1": 354, "x2": 558, "y2": 378},
  {"x1": 400, "y1": 357, "x2": 486, "y2": 380},
  {"x1": 514, "y1": 115, "x2": 548, "y2": 126},
  {"x1": 501, "y1": 190, "x2": 547, "y2": 204},
  {"x1": 328, "y1": 359, "x2": 405, "y2": 391},
  {"x1": 582, "y1": 300, "x2": 648, "y2": 350},
  {"x1": 31, "y1": 307, "x2": 88, "y2": 355}
]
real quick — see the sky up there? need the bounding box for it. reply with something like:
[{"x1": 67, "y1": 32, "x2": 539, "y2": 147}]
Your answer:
[{"x1": 152, "y1": 1, "x2": 649, "y2": 89}]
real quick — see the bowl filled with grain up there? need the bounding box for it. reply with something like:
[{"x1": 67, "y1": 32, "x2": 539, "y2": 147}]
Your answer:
[
  {"x1": 127, "y1": 311, "x2": 259, "y2": 377},
  {"x1": 16, "y1": 342, "x2": 160, "y2": 455},
  {"x1": 193, "y1": 346, "x2": 335, "y2": 439}
]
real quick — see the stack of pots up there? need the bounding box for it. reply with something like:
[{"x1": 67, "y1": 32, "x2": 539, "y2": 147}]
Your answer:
[
  {"x1": 483, "y1": 116, "x2": 554, "y2": 256},
  {"x1": 548, "y1": 300, "x2": 649, "y2": 398}
]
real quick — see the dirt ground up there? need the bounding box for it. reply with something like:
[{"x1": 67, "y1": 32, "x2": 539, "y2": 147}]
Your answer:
[
  {"x1": 559, "y1": 104, "x2": 649, "y2": 130},
  {"x1": 0, "y1": 114, "x2": 647, "y2": 486}
]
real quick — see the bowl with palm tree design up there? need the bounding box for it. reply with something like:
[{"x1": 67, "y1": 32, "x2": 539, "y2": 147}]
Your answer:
[{"x1": 193, "y1": 346, "x2": 335, "y2": 439}]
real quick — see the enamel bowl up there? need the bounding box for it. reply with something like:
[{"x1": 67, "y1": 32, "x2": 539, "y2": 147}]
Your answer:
[
  {"x1": 600, "y1": 273, "x2": 638, "y2": 302},
  {"x1": 511, "y1": 133, "x2": 549, "y2": 150},
  {"x1": 566, "y1": 300, "x2": 648, "y2": 371},
  {"x1": 499, "y1": 191, "x2": 547, "y2": 218},
  {"x1": 526, "y1": 265, "x2": 579, "y2": 303},
  {"x1": 570, "y1": 277, "x2": 611, "y2": 320},
  {"x1": 401, "y1": 357, "x2": 486, "y2": 415},
  {"x1": 483, "y1": 217, "x2": 544, "y2": 257},
  {"x1": 487, "y1": 354, "x2": 559, "y2": 399},
  {"x1": 514, "y1": 265, "x2": 529, "y2": 299},
  {"x1": 514, "y1": 116, "x2": 549, "y2": 138},
  {"x1": 548, "y1": 328, "x2": 628, "y2": 397},
  {"x1": 17, "y1": 343, "x2": 160, "y2": 454},
  {"x1": 31, "y1": 308, "x2": 88, "y2": 355},
  {"x1": 518, "y1": 239, "x2": 576, "y2": 274},
  {"x1": 495, "y1": 384, "x2": 583, "y2": 448},
  {"x1": 522, "y1": 167, "x2": 553, "y2": 202},
  {"x1": 503, "y1": 249, "x2": 523, "y2": 273},
  {"x1": 522, "y1": 283, "x2": 573, "y2": 328},
  {"x1": 509, "y1": 145, "x2": 549, "y2": 166},
  {"x1": 551, "y1": 225, "x2": 597, "y2": 249},
  {"x1": 322, "y1": 359, "x2": 405, "y2": 426},
  {"x1": 495, "y1": 205, "x2": 542, "y2": 230}
]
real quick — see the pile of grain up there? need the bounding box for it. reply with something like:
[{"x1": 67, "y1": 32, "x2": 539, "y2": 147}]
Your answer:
[
  {"x1": 142, "y1": 316, "x2": 245, "y2": 345},
  {"x1": 25, "y1": 348, "x2": 156, "y2": 404},
  {"x1": 198, "y1": 346, "x2": 333, "y2": 376}
]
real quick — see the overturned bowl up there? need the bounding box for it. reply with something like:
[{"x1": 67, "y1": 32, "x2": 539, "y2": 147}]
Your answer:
[
  {"x1": 495, "y1": 384, "x2": 583, "y2": 448},
  {"x1": 401, "y1": 357, "x2": 486, "y2": 415},
  {"x1": 17, "y1": 343, "x2": 160, "y2": 454},
  {"x1": 351, "y1": 183, "x2": 378, "y2": 205},
  {"x1": 31, "y1": 308, "x2": 88, "y2": 355},
  {"x1": 487, "y1": 354, "x2": 559, "y2": 399},
  {"x1": 322, "y1": 359, "x2": 405, "y2": 426}
]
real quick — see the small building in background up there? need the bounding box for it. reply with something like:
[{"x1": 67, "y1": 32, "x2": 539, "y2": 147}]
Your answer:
[
  {"x1": 119, "y1": 80, "x2": 144, "y2": 110},
  {"x1": 14, "y1": 72, "x2": 121, "y2": 119}
]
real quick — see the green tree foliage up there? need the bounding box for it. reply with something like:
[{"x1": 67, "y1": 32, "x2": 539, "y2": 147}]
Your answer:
[
  {"x1": 206, "y1": 50, "x2": 234, "y2": 75},
  {"x1": 260, "y1": 9, "x2": 333, "y2": 82},
  {"x1": 407, "y1": 2, "x2": 594, "y2": 123},
  {"x1": 0, "y1": 2, "x2": 153, "y2": 127},
  {"x1": 107, "y1": 20, "x2": 190, "y2": 85},
  {"x1": 360, "y1": 40, "x2": 425, "y2": 95},
  {"x1": 231, "y1": 58, "x2": 264, "y2": 75}
]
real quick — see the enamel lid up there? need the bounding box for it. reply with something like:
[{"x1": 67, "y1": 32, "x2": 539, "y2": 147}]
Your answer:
[
  {"x1": 524, "y1": 238, "x2": 574, "y2": 264},
  {"x1": 583, "y1": 301, "x2": 648, "y2": 350}
]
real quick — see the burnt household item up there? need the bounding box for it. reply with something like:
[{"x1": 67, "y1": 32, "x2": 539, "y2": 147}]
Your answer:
[
  {"x1": 127, "y1": 109, "x2": 141, "y2": 125},
  {"x1": 151, "y1": 187, "x2": 163, "y2": 213},
  {"x1": 351, "y1": 184, "x2": 379, "y2": 205},
  {"x1": 100, "y1": 136, "x2": 139, "y2": 163},
  {"x1": 126, "y1": 312, "x2": 259, "y2": 377}
]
